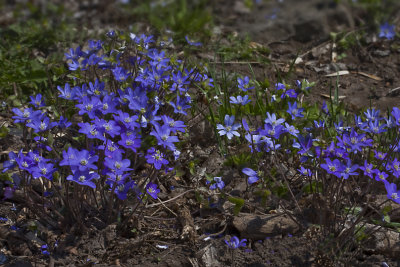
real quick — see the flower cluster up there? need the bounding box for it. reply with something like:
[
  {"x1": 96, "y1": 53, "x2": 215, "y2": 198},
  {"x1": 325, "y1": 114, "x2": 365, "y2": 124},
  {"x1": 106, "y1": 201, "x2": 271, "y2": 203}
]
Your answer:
[
  {"x1": 4, "y1": 31, "x2": 210, "y2": 221},
  {"x1": 214, "y1": 77, "x2": 400, "y2": 208}
]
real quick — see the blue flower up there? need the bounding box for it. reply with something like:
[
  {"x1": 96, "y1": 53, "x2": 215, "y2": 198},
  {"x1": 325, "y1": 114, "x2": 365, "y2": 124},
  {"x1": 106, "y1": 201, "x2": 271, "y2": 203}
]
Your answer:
[
  {"x1": 238, "y1": 77, "x2": 254, "y2": 91},
  {"x1": 379, "y1": 22, "x2": 395, "y2": 40},
  {"x1": 145, "y1": 148, "x2": 169, "y2": 170},
  {"x1": 66, "y1": 170, "x2": 98, "y2": 189},
  {"x1": 216, "y1": 115, "x2": 241, "y2": 140},
  {"x1": 146, "y1": 183, "x2": 160, "y2": 199},
  {"x1": 321, "y1": 158, "x2": 343, "y2": 178},
  {"x1": 185, "y1": 36, "x2": 202, "y2": 47},
  {"x1": 150, "y1": 123, "x2": 179, "y2": 151},
  {"x1": 384, "y1": 181, "x2": 400, "y2": 204},
  {"x1": 340, "y1": 160, "x2": 359, "y2": 180},
  {"x1": 265, "y1": 112, "x2": 285, "y2": 127},
  {"x1": 298, "y1": 166, "x2": 312, "y2": 177},
  {"x1": 242, "y1": 168, "x2": 259, "y2": 184},
  {"x1": 229, "y1": 95, "x2": 251, "y2": 105},
  {"x1": 209, "y1": 177, "x2": 225, "y2": 190},
  {"x1": 287, "y1": 101, "x2": 304, "y2": 120},
  {"x1": 275, "y1": 83, "x2": 285, "y2": 90},
  {"x1": 29, "y1": 94, "x2": 45, "y2": 108},
  {"x1": 225, "y1": 236, "x2": 247, "y2": 249}
]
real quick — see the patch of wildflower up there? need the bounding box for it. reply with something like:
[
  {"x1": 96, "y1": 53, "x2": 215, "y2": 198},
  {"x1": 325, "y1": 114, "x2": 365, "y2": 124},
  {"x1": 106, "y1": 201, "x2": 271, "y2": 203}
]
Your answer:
[
  {"x1": 207, "y1": 71, "x2": 400, "y2": 262},
  {"x1": 4, "y1": 30, "x2": 208, "y2": 225}
]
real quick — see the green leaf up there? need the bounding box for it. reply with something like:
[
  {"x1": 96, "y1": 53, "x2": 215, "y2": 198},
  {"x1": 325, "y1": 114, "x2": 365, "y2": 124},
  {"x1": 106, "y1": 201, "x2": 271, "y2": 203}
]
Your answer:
[
  {"x1": 382, "y1": 205, "x2": 392, "y2": 216},
  {"x1": 0, "y1": 125, "x2": 9, "y2": 138},
  {"x1": 302, "y1": 181, "x2": 323, "y2": 194},
  {"x1": 0, "y1": 173, "x2": 13, "y2": 183},
  {"x1": 228, "y1": 196, "x2": 245, "y2": 215}
]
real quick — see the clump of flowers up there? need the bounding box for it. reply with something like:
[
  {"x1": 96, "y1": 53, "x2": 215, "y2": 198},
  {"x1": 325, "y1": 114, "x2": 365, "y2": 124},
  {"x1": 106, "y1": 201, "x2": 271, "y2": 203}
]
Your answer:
[
  {"x1": 3, "y1": 31, "x2": 210, "y2": 228},
  {"x1": 206, "y1": 72, "x2": 400, "y2": 261}
]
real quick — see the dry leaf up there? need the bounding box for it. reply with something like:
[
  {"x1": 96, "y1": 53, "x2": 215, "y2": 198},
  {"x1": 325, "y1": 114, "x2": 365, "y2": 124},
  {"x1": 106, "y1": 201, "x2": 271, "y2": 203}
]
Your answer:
[{"x1": 325, "y1": 70, "x2": 349, "y2": 77}]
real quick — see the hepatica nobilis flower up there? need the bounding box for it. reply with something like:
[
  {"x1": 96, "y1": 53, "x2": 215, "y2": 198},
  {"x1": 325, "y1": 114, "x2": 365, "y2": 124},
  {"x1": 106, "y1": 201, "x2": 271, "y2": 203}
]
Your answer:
[
  {"x1": 217, "y1": 115, "x2": 241, "y2": 140},
  {"x1": 242, "y1": 168, "x2": 260, "y2": 184},
  {"x1": 229, "y1": 95, "x2": 251, "y2": 105},
  {"x1": 379, "y1": 22, "x2": 395, "y2": 40},
  {"x1": 146, "y1": 183, "x2": 160, "y2": 199},
  {"x1": 208, "y1": 177, "x2": 225, "y2": 190},
  {"x1": 237, "y1": 76, "x2": 254, "y2": 91},
  {"x1": 225, "y1": 236, "x2": 247, "y2": 249}
]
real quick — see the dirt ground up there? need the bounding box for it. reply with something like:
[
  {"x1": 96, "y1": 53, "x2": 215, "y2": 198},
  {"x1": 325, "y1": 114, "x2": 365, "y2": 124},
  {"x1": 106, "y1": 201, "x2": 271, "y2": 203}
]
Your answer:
[{"x1": 1, "y1": 0, "x2": 400, "y2": 266}]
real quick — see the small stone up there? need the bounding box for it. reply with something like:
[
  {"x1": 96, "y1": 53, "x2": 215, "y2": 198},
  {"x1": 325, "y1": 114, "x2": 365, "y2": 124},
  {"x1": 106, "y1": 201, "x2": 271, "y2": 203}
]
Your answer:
[
  {"x1": 233, "y1": 213, "x2": 300, "y2": 240},
  {"x1": 373, "y1": 50, "x2": 390, "y2": 57}
]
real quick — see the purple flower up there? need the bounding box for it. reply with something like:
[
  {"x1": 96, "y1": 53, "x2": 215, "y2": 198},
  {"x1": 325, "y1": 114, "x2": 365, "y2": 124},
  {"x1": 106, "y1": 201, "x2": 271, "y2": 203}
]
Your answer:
[
  {"x1": 2, "y1": 151, "x2": 17, "y2": 173},
  {"x1": 78, "y1": 122, "x2": 105, "y2": 141},
  {"x1": 390, "y1": 158, "x2": 400, "y2": 178},
  {"x1": 146, "y1": 183, "x2": 160, "y2": 199},
  {"x1": 287, "y1": 101, "x2": 304, "y2": 120},
  {"x1": 161, "y1": 115, "x2": 186, "y2": 133},
  {"x1": 363, "y1": 120, "x2": 386, "y2": 134},
  {"x1": 275, "y1": 83, "x2": 285, "y2": 91},
  {"x1": 57, "y1": 116, "x2": 72, "y2": 129},
  {"x1": 297, "y1": 134, "x2": 314, "y2": 157},
  {"x1": 29, "y1": 94, "x2": 45, "y2": 108},
  {"x1": 216, "y1": 115, "x2": 241, "y2": 140},
  {"x1": 298, "y1": 166, "x2": 312, "y2": 177},
  {"x1": 3, "y1": 187, "x2": 14, "y2": 200},
  {"x1": 75, "y1": 96, "x2": 101, "y2": 119},
  {"x1": 374, "y1": 170, "x2": 388, "y2": 182},
  {"x1": 242, "y1": 168, "x2": 259, "y2": 184},
  {"x1": 99, "y1": 94, "x2": 118, "y2": 115},
  {"x1": 209, "y1": 177, "x2": 225, "y2": 190},
  {"x1": 359, "y1": 160, "x2": 375, "y2": 179},
  {"x1": 41, "y1": 244, "x2": 50, "y2": 256},
  {"x1": 384, "y1": 181, "x2": 400, "y2": 204},
  {"x1": 379, "y1": 22, "x2": 395, "y2": 40},
  {"x1": 284, "y1": 123, "x2": 299, "y2": 137},
  {"x1": 340, "y1": 160, "x2": 359, "y2": 180},
  {"x1": 69, "y1": 149, "x2": 99, "y2": 172},
  {"x1": 150, "y1": 123, "x2": 179, "y2": 151},
  {"x1": 321, "y1": 101, "x2": 329, "y2": 115},
  {"x1": 265, "y1": 112, "x2": 285, "y2": 127},
  {"x1": 374, "y1": 150, "x2": 387, "y2": 160},
  {"x1": 26, "y1": 116, "x2": 57, "y2": 133},
  {"x1": 104, "y1": 152, "x2": 132, "y2": 174},
  {"x1": 95, "y1": 119, "x2": 121, "y2": 138},
  {"x1": 321, "y1": 158, "x2": 343, "y2": 178},
  {"x1": 169, "y1": 95, "x2": 191, "y2": 115},
  {"x1": 113, "y1": 110, "x2": 140, "y2": 130},
  {"x1": 112, "y1": 66, "x2": 130, "y2": 82},
  {"x1": 391, "y1": 107, "x2": 400, "y2": 126},
  {"x1": 281, "y1": 89, "x2": 297, "y2": 99},
  {"x1": 225, "y1": 236, "x2": 247, "y2": 249},
  {"x1": 185, "y1": 36, "x2": 202, "y2": 47},
  {"x1": 229, "y1": 95, "x2": 251, "y2": 105},
  {"x1": 31, "y1": 162, "x2": 56, "y2": 180},
  {"x1": 238, "y1": 76, "x2": 254, "y2": 91},
  {"x1": 145, "y1": 148, "x2": 169, "y2": 170},
  {"x1": 113, "y1": 180, "x2": 136, "y2": 200},
  {"x1": 66, "y1": 170, "x2": 98, "y2": 188}
]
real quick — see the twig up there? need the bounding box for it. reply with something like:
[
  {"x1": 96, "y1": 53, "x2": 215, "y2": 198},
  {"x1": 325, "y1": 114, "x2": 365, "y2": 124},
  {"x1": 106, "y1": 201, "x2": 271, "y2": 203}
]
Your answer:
[
  {"x1": 145, "y1": 189, "x2": 194, "y2": 208},
  {"x1": 157, "y1": 197, "x2": 177, "y2": 217}
]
